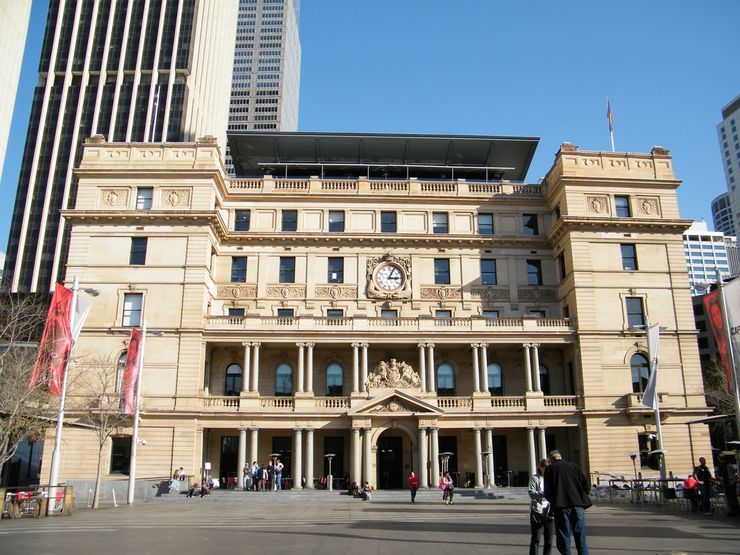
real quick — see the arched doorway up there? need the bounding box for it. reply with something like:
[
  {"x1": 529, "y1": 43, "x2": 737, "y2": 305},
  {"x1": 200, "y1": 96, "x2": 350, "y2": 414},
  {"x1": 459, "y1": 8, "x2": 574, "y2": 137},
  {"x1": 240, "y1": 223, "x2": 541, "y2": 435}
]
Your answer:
[{"x1": 376, "y1": 429, "x2": 408, "y2": 489}]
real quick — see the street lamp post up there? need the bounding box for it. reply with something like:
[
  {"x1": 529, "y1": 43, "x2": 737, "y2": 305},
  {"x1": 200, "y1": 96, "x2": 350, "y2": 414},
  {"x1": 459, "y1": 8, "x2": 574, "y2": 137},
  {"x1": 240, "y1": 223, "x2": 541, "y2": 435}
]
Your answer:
[{"x1": 325, "y1": 453, "x2": 335, "y2": 491}]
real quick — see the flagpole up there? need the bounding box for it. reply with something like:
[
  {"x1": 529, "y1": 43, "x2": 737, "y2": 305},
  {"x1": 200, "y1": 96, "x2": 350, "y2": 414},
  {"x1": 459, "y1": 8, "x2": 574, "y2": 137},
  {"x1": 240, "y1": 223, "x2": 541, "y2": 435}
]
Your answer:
[
  {"x1": 607, "y1": 97, "x2": 615, "y2": 153},
  {"x1": 46, "y1": 276, "x2": 78, "y2": 515},
  {"x1": 127, "y1": 321, "x2": 147, "y2": 505},
  {"x1": 716, "y1": 270, "x2": 740, "y2": 440},
  {"x1": 645, "y1": 322, "x2": 667, "y2": 482}
]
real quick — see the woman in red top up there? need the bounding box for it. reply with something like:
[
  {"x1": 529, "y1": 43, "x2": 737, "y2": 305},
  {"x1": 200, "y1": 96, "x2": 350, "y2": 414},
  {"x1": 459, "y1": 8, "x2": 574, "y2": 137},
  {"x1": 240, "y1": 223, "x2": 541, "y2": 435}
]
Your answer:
[{"x1": 407, "y1": 472, "x2": 419, "y2": 503}]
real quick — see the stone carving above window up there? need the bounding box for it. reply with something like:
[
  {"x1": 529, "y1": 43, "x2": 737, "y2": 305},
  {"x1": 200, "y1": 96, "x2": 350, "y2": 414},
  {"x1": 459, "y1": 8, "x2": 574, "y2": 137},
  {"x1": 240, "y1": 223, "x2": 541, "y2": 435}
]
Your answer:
[
  {"x1": 100, "y1": 188, "x2": 129, "y2": 208},
  {"x1": 162, "y1": 188, "x2": 191, "y2": 208},
  {"x1": 636, "y1": 197, "x2": 660, "y2": 217},
  {"x1": 366, "y1": 359, "x2": 421, "y2": 390},
  {"x1": 586, "y1": 195, "x2": 610, "y2": 215},
  {"x1": 267, "y1": 285, "x2": 306, "y2": 299},
  {"x1": 420, "y1": 286, "x2": 462, "y2": 300},
  {"x1": 518, "y1": 287, "x2": 557, "y2": 302},
  {"x1": 217, "y1": 285, "x2": 257, "y2": 299},
  {"x1": 315, "y1": 286, "x2": 358, "y2": 299},
  {"x1": 470, "y1": 287, "x2": 510, "y2": 302}
]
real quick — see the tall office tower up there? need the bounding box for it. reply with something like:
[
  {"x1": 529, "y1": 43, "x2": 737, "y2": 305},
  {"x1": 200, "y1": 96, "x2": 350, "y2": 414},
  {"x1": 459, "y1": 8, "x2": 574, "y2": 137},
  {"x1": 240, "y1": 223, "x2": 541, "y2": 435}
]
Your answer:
[
  {"x1": 682, "y1": 221, "x2": 734, "y2": 295},
  {"x1": 3, "y1": 0, "x2": 239, "y2": 293},
  {"x1": 0, "y1": 0, "x2": 32, "y2": 177},
  {"x1": 716, "y1": 94, "x2": 740, "y2": 237},
  {"x1": 224, "y1": 0, "x2": 301, "y2": 174},
  {"x1": 711, "y1": 191, "x2": 735, "y2": 236}
]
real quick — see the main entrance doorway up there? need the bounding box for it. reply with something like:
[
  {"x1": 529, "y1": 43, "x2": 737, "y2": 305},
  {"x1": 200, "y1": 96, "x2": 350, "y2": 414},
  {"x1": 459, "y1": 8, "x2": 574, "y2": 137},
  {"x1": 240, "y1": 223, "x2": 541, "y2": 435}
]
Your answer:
[{"x1": 377, "y1": 434, "x2": 403, "y2": 489}]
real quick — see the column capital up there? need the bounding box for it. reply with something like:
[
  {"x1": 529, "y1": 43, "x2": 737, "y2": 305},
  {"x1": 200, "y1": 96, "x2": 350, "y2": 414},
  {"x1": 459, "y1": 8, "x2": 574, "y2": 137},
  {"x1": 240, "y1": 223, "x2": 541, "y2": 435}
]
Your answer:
[
  {"x1": 426, "y1": 342, "x2": 435, "y2": 349},
  {"x1": 351, "y1": 341, "x2": 362, "y2": 348},
  {"x1": 296, "y1": 341, "x2": 306, "y2": 348},
  {"x1": 251, "y1": 342, "x2": 261, "y2": 348},
  {"x1": 242, "y1": 341, "x2": 252, "y2": 348},
  {"x1": 478, "y1": 342, "x2": 489, "y2": 348},
  {"x1": 359, "y1": 342, "x2": 369, "y2": 348},
  {"x1": 523, "y1": 342, "x2": 533, "y2": 348},
  {"x1": 305, "y1": 342, "x2": 315, "y2": 348},
  {"x1": 418, "y1": 343, "x2": 427, "y2": 349},
  {"x1": 530, "y1": 342, "x2": 540, "y2": 348}
]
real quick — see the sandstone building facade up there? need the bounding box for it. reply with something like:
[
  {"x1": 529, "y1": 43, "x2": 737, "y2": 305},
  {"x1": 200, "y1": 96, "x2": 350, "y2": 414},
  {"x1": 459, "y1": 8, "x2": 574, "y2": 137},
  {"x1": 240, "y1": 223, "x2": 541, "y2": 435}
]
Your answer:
[{"x1": 45, "y1": 132, "x2": 711, "y2": 491}]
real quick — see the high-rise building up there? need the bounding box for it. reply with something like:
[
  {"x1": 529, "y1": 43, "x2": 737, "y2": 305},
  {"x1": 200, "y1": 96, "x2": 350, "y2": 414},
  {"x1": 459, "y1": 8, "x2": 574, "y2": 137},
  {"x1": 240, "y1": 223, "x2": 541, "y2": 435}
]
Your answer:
[
  {"x1": 711, "y1": 191, "x2": 735, "y2": 236},
  {"x1": 3, "y1": 0, "x2": 239, "y2": 293},
  {"x1": 682, "y1": 221, "x2": 734, "y2": 295},
  {"x1": 0, "y1": 0, "x2": 32, "y2": 178},
  {"x1": 224, "y1": 0, "x2": 301, "y2": 174},
  {"x1": 716, "y1": 94, "x2": 740, "y2": 237}
]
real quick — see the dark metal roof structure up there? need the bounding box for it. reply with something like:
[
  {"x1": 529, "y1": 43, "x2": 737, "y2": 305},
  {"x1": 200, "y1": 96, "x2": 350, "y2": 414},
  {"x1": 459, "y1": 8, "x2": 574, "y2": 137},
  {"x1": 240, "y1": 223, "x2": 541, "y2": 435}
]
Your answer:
[{"x1": 228, "y1": 131, "x2": 539, "y2": 181}]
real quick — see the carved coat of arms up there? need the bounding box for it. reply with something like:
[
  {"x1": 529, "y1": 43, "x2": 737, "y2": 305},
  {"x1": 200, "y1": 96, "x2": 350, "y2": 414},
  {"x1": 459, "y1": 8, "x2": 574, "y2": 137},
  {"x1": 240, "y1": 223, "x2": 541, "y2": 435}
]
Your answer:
[{"x1": 366, "y1": 359, "x2": 421, "y2": 389}]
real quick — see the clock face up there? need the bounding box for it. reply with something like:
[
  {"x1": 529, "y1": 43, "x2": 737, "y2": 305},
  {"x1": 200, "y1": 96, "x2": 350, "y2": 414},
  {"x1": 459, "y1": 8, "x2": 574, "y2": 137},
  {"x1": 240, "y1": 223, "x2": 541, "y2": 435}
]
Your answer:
[{"x1": 375, "y1": 263, "x2": 405, "y2": 291}]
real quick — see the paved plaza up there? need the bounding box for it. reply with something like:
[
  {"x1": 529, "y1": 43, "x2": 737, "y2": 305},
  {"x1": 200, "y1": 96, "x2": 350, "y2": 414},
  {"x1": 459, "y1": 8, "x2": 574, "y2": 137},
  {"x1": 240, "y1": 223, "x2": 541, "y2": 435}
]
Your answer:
[{"x1": 1, "y1": 491, "x2": 739, "y2": 555}]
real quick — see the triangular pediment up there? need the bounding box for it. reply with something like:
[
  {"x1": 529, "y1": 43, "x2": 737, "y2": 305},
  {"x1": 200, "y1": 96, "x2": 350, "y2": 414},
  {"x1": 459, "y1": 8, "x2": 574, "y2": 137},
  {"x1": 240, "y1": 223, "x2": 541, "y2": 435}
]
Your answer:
[{"x1": 348, "y1": 389, "x2": 443, "y2": 415}]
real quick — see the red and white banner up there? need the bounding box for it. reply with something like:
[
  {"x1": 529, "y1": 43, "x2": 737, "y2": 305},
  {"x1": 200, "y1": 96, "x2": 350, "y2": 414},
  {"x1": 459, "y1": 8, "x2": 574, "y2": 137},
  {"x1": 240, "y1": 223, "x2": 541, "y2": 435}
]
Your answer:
[
  {"x1": 721, "y1": 278, "x2": 740, "y2": 390},
  {"x1": 121, "y1": 328, "x2": 143, "y2": 415},
  {"x1": 703, "y1": 289, "x2": 732, "y2": 389},
  {"x1": 29, "y1": 284, "x2": 74, "y2": 395}
]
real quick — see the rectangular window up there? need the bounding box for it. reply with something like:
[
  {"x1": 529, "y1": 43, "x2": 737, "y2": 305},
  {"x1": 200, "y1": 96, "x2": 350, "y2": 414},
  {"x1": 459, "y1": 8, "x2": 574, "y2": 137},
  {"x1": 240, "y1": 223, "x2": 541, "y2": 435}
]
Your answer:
[
  {"x1": 381, "y1": 211, "x2": 397, "y2": 233},
  {"x1": 523, "y1": 214, "x2": 539, "y2": 235},
  {"x1": 615, "y1": 195, "x2": 631, "y2": 217},
  {"x1": 129, "y1": 237, "x2": 148, "y2": 265},
  {"x1": 231, "y1": 256, "x2": 247, "y2": 282},
  {"x1": 282, "y1": 209, "x2": 297, "y2": 231},
  {"x1": 434, "y1": 258, "x2": 451, "y2": 284},
  {"x1": 478, "y1": 213, "x2": 494, "y2": 235},
  {"x1": 436, "y1": 310, "x2": 452, "y2": 319},
  {"x1": 328, "y1": 257, "x2": 344, "y2": 283},
  {"x1": 235, "y1": 209, "x2": 251, "y2": 231},
  {"x1": 122, "y1": 293, "x2": 143, "y2": 326},
  {"x1": 480, "y1": 259, "x2": 497, "y2": 285},
  {"x1": 326, "y1": 309, "x2": 344, "y2": 319},
  {"x1": 228, "y1": 308, "x2": 245, "y2": 317},
  {"x1": 621, "y1": 244, "x2": 638, "y2": 270},
  {"x1": 432, "y1": 212, "x2": 449, "y2": 234},
  {"x1": 110, "y1": 437, "x2": 131, "y2": 474},
  {"x1": 328, "y1": 210, "x2": 345, "y2": 232},
  {"x1": 563, "y1": 305, "x2": 570, "y2": 319},
  {"x1": 381, "y1": 309, "x2": 398, "y2": 318},
  {"x1": 136, "y1": 187, "x2": 153, "y2": 210},
  {"x1": 279, "y1": 256, "x2": 295, "y2": 283},
  {"x1": 529, "y1": 310, "x2": 546, "y2": 318},
  {"x1": 483, "y1": 310, "x2": 499, "y2": 319},
  {"x1": 626, "y1": 297, "x2": 645, "y2": 328},
  {"x1": 527, "y1": 260, "x2": 542, "y2": 285},
  {"x1": 277, "y1": 308, "x2": 294, "y2": 318},
  {"x1": 557, "y1": 252, "x2": 566, "y2": 281}
]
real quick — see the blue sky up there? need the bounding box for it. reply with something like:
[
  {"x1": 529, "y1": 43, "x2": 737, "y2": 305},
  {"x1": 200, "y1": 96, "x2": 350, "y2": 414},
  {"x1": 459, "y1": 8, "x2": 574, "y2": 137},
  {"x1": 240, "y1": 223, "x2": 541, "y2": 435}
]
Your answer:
[{"x1": 2, "y1": 0, "x2": 739, "y2": 254}]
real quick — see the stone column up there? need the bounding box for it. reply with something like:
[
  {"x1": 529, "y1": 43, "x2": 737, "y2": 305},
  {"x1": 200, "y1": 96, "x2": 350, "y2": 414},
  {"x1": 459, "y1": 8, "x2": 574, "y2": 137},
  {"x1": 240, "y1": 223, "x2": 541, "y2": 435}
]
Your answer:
[
  {"x1": 485, "y1": 429, "x2": 495, "y2": 488},
  {"x1": 418, "y1": 427, "x2": 428, "y2": 488},
  {"x1": 249, "y1": 429, "x2": 259, "y2": 467},
  {"x1": 537, "y1": 428, "x2": 547, "y2": 462},
  {"x1": 237, "y1": 429, "x2": 247, "y2": 489},
  {"x1": 532, "y1": 343, "x2": 542, "y2": 392},
  {"x1": 361, "y1": 343, "x2": 369, "y2": 393},
  {"x1": 241, "y1": 343, "x2": 251, "y2": 394},
  {"x1": 427, "y1": 343, "x2": 436, "y2": 393},
  {"x1": 363, "y1": 428, "x2": 372, "y2": 485},
  {"x1": 474, "y1": 428, "x2": 484, "y2": 488},
  {"x1": 471, "y1": 344, "x2": 480, "y2": 393},
  {"x1": 352, "y1": 342, "x2": 360, "y2": 393},
  {"x1": 430, "y1": 428, "x2": 439, "y2": 485},
  {"x1": 306, "y1": 343, "x2": 314, "y2": 395},
  {"x1": 297, "y1": 342, "x2": 305, "y2": 393},
  {"x1": 351, "y1": 428, "x2": 361, "y2": 485},
  {"x1": 250, "y1": 342, "x2": 261, "y2": 393},
  {"x1": 523, "y1": 343, "x2": 532, "y2": 392},
  {"x1": 203, "y1": 344, "x2": 211, "y2": 396},
  {"x1": 305, "y1": 429, "x2": 314, "y2": 489},
  {"x1": 480, "y1": 343, "x2": 490, "y2": 393},
  {"x1": 527, "y1": 428, "x2": 537, "y2": 477},
  {"x1": 418, "y1": 343, "x2": 427, "y2": 393},
  {"x1": 293, "y1": 429, "x2": 303, "y2": 489}
]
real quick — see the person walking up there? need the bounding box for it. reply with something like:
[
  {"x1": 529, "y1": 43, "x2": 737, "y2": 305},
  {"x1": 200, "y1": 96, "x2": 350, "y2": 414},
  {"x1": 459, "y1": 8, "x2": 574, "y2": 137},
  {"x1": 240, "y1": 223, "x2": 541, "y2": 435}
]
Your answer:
[
  {"x1": 407, "y1": 471, "x2": 419, "y2": 503},
  {"x1": 693, "y1": 457, "x2": 713, "y2": 515},
  {"x1": 544, "y1": 450, "x2": 591, "y2": 555},
  {"x1": 529, "y1": 458, "x2": 554, "y2": 555},
  {"x1": 441, "y1": 472, "x2": 454, "y2": 505},
  {"x1": 717, "y1": 453, "x2": 739, "y2": 516},
  {"x1": 274, "y1": 458, "x2": 284, "y2": 491}
]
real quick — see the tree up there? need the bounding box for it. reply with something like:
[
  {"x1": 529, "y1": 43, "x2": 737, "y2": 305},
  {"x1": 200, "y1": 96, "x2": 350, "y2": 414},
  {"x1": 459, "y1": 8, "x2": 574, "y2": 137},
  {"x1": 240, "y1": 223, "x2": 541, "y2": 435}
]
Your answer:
[
  {"x1": 68, "y1": 354, "x2": 131, "y2": 509},
  {"x1": 701, "y1": 358, "x2": 737, "y2": 448},
  {"x1": 0, "y1": 288, "x2": 51, "y2": 481}
]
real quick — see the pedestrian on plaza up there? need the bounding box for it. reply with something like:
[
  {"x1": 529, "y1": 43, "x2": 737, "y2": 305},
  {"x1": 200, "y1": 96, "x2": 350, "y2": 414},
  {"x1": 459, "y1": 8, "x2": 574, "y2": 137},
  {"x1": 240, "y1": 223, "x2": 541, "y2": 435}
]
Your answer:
[
  {"x1": 251, "y1": 461, "x2": 261, "y2": 491},
  {"x1": 260, "y1": 463, "x2": 269, "y2": 491},
  {"x1": 543, "y1": 449, "x2": 591, "y2": 555},
  {"x1": 683, "y1": 474, "x2": 699, "y2": 512},
  {"x1": 441, "y1": 472, "x2": 454, "y2": 505},
  {"x1": 243, "y1": 463, "x2": 251, "y2": 491},
  {"x1": 178, "y1": 467, "x2": 185, "y2": 481},
  {"x1": 693, "y1": 456, "x2": 714, "y2": 514},
  {"x1": 529, "y1": 458, "x2": 554, "y2": 555},
  {"x1": 407, "y1": 471, "x2": 419, "y2": 503},
  {"x1": 717, "y1": 453, "x2": 739, "y2": 516},
  {"x1": 275, "y1": 458, "x2": 284, "y2": 491},
  {"x1": 169, "y1": 471, "x2": 180, "y2": 493},
  {"x1": 267, "y1": 461, "x2": 275, "y2": 491}
]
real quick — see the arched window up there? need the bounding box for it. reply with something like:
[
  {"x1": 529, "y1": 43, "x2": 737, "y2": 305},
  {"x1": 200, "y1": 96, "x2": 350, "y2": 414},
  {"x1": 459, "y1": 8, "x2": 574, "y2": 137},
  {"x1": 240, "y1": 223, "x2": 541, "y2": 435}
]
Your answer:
[
  {"x1": 539, "y1": 364, "x2": 550, "y2": 395},
  {"x1": 225, "y1": 363, "x2": 242, "y2": 396},
  {"x1": 275, "y1": 363, "x2": 293, "y2": 396},
  {"x1": 437, "y1": 363, "x2": 455, "y2": 396},
  {"x1": 115, "y1": 352, "x2": 127, "y2": 394},
  {"x1": 631, "y1": 353, "x2": 649, "y2": 393},
  {"x1": 488, "y1": 363, "x2": 503, "y2": 395},
  {"x1": 326, "y1": 362, "x2": 344, "y2": 396}
]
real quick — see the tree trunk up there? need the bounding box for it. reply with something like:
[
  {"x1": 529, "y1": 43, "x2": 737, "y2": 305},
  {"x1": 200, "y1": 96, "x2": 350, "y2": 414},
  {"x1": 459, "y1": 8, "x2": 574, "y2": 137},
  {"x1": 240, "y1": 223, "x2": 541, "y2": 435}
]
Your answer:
[{"x1": 92, "y1": 444, "x2": 104, "y2": 509}]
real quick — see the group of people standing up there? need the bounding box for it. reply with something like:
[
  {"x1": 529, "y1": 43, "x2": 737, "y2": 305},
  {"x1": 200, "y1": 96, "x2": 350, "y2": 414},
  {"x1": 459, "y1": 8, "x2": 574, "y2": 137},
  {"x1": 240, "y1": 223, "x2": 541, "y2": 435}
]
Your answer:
[
  {"x1": 241, "y1": 459, "x2": 285, "y2": 492},
  {"x1": 683, "y1": 454, "x2": 739, "y2": 516}
]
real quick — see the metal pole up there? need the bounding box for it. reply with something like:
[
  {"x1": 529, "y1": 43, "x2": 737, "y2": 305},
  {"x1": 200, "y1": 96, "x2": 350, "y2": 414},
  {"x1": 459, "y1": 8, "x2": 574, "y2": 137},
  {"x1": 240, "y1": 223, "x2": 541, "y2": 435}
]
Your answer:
[
  {"x1": 47, "y1": 276, "x2": 78, "y2": 515},
  {"x1": 127, "y1": 321, "x2": 147, "y2": 505}
]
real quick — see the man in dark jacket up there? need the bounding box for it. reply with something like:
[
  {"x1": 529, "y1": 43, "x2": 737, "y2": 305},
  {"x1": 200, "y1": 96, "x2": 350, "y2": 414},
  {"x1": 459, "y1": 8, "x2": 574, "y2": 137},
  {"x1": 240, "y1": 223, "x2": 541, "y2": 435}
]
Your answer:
[{"x1": 544, "y1": 450, "x2": 591, "y2": 555}]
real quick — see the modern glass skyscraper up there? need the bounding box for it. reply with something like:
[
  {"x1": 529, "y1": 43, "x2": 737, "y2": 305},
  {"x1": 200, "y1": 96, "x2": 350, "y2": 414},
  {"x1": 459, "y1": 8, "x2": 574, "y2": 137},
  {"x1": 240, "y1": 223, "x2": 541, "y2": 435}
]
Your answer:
[
  {"x1": 4, "y1": 0, "x2": 239, "y2": 292},
  {"x1": 224, "y1": 0, "x2": 301, "y2": 174},
  {"x1": 714, "y1": 95, "x2": 740, "y2": 237}
]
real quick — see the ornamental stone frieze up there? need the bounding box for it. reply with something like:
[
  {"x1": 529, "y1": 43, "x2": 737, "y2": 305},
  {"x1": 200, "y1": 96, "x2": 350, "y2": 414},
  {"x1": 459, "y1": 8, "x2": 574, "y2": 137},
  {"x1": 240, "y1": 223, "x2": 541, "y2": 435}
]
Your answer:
[
  {"x1": 518, "y1": 287, "x2": 557, "y2": 302},
  {"x1": 366, "y1": 359, "x2": 421, "y2": 390},
  {"x1": 420, "y1": 286, "x2": 462, "y2": 300},
  {"x1": 99, "y1": 188, "x2": 130, "y2": 208},
  {"x1": 266, "y1": 285, "x2": 306, "y2": 299},
  {"x1": 217, "y1": 285, "x2": 257, "y2": 299},
  {"x1": 470, "y1": 287, "x2": 510, "y2": 302},
  {"x1": 636, "y1": 197, "x2": 660, "y2": 217},
  {"x1": 315, "y1": 285, "x2": 358, "y2": 299},
  {"x1": 368, "y1": 399, "x2": 413, "y2": 413},
  {"x1": 586, "y1": 195, "x2": 610, "y2": 215},
  {"x1": 366, "y1": 254, "x2": 412, "y2": 300},
  {"x1": 161, "y1": 188, "x2": 191, "y2": 208}
]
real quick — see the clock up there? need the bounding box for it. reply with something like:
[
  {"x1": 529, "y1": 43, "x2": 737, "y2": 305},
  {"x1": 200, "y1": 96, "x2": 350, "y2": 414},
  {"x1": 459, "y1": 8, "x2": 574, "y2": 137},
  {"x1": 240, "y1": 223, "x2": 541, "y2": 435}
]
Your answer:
[{"x1": 374, "y1": 263, "x2": 405, "y2": 291}]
